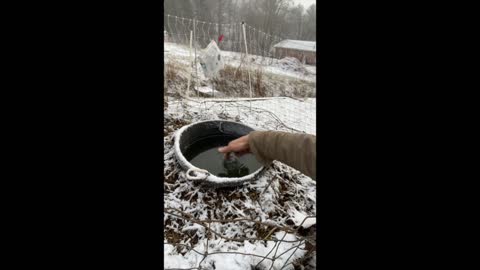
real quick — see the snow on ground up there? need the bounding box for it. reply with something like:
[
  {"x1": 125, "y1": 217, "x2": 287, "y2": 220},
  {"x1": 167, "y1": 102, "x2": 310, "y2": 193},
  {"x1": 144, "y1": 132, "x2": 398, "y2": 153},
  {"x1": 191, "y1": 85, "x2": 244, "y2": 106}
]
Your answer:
[
  {"x1": 165, "y1": 42, "x2": 316, "y2": 83},
  {"x1": 165, "y1": 42, "x2": 316, "y2": 99},
  {"x1": 164, "y1": 98, "x2": 317, "y2": 270},
  {"x1": 304, "y1": 65, "x2": 316, "y2": 75},
  {"x1": 195, "y1": 86, "x2": 221, "y2": 97},
  {"x1": 164, "y1": 41, "x2": 316, "y2": 270},
  {"x1": 166, "y1": 97, "x2": 316, "y2": 135},
  {"x1": 273, "y1": 40, "x2": 316, "y2": 52}
]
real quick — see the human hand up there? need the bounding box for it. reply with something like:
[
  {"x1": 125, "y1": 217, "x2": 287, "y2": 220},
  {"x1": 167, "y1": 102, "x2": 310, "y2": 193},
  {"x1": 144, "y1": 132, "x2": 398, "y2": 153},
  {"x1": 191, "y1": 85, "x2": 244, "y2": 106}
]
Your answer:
[{"x1": 218, "y1": 135, "x2": 250, "y2": 156}]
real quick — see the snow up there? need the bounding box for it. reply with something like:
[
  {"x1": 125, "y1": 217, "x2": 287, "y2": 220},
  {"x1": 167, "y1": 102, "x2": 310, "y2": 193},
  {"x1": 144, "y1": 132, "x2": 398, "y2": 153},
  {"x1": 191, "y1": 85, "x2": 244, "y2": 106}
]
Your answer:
[
  {"x1": 164, "y1": 244, "x2": 192, "y2": 268},
  {"x1": 167, "y1": 97, "x2": 316, "y2": 135},
  {"x1": 164, "y1": 233, "x2": 307, "y2": 270},
  {"x1": 165, "y1": 42, "x2": 316, "y2": 83},
  {"x1": 164, "y1": 40, "x2": 316, "y2": 270},
  {"x1": 173, "y1": 120, "x2": 265, "y2": 186},
  {"x1": 175, "y1": 231, "x2": 304, "y2": 268},
  {"x1": 274, "y1": 57, "x2": 311, "y2": 74},
  {"x1": 164, "y1": 102, "x2": 317, "y2": 269},
  {"x1": 304, "y1": 65, "x2": 316, "y2": 75},
  {"x1": 165, "y1": 42, "x2": 192, "y2": 59},
  {"x1": 289, "y1": 208, "x2": 316, "y2": 229},
  {"x1": 273, "y1": 40, "x2": 316, "y2": 52},
  {"x1": 196, "y1": 86, "x2": 221, "y2": 97}
]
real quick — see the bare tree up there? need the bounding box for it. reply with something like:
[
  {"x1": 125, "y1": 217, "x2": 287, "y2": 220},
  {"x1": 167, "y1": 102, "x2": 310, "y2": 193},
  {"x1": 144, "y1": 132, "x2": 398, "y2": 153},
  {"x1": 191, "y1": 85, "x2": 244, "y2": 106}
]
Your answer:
[
  {"x1": 294, "y1": 5, "x2": 305, "y2": 40},
  {"x1": 259, "y1": 0, "x2": 291, "y2": 35},
  {"x1": 303, "y1": 4, "x2": 316, "y2": 41},
  {"x1": 164, "y1": 0, "x2": 316, "y2": 46},
  {"x1": 282, "y1": 4, "x2": 304, "y2": 40}
]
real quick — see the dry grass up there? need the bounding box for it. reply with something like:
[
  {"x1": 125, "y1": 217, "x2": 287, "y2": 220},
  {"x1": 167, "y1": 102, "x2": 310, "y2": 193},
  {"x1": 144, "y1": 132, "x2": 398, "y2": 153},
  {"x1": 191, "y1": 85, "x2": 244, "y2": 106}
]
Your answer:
[
  {"x1": 165, "y1": 59, "x2": 315, "y2": 99},
  {"x1": 165, "y1": 60, "x2": 192, "y2": 97},
  {"x1": 166, "y1": 61, "x2": 187, "y2": 84},
  {"x1": 212, "y1": 65, "x2": 267, "y2": 97},
  {"x1": 253, "y1": 68, "x2": 267, "y2": 97},
  {"x1": 163, "y1": 106, "x2": 317, "y2": 268}
]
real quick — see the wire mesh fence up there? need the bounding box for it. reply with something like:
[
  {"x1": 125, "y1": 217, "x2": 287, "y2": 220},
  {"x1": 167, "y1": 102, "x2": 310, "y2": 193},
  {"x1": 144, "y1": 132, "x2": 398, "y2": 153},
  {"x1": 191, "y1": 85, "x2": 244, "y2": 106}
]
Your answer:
[
  {"x1": 164, "y1": 13, "x2": 316, "y2": 134},
  {"x1": 163, "y1": 115, "x2": 317, "y2": 269},
  {"x1": 165, "y1": 14, "x2": 284, "y2": 65},
  {"x1": 163, "y1": 137, "x2": 317, "y2": 269},
  {"x1": 164, "y1": 13, "x2": 316, "y2": 270},
  {"x1": 164, "y1": 208, "x2": 315, "y2": 270}
]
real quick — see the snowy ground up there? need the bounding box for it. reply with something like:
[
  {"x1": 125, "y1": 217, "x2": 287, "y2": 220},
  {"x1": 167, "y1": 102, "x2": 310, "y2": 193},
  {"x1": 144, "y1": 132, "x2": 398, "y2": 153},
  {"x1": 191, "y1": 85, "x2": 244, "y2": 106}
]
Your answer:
[
  {"x1": 166, "y1": 97, "x2": 316, "y2": 135},
  {"x1": 164, "y1": 42, "x2": 316, "y2": 99},
  {"x1": 165, "y1": 42, "x2": 316, "y2": 82},
  {"x1": 164, "y1": 99, "x2": 316, "y2": 270},
  {"x1": 164, "y1": 42, "x2": 317, "y2": 270}
]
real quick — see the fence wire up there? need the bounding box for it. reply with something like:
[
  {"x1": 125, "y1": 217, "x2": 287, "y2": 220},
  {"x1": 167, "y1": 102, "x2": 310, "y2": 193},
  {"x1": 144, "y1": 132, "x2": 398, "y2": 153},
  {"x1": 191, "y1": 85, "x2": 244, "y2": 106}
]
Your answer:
[
  {"x1": 165, "y1": 14, "x2": 284, "y2": 65},
  {"x1": 164, "y1": 14, "x2": 316, "y2": 135},
  {"x1": 164, "y1": 209, "x2": 315, "y2": 270},
  {"x1": 163, "y1": 127, "x2": 317, "y2": 269},
  {"x1": 164, "y1": 13, "x2": 317, "y2": 270}
]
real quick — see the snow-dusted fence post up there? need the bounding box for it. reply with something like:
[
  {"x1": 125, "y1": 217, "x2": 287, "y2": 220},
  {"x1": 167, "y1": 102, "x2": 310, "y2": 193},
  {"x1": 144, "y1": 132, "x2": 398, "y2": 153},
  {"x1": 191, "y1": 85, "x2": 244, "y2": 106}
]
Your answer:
[
  {"x1": 164, "y1": 51, "x2": 167, "y2": 103},
  {"x1": 211, "y1": 78, "x2": 215, "y2": 98},
  {"x1": 193, "y1": 17, "x2": 199, "y2": 98},
  {"x1": 242, "y1": 21, "x2": 253, "y2": 111},
  {"x1": 187, "y1": 30, "x2": 193, "y2": 98}
]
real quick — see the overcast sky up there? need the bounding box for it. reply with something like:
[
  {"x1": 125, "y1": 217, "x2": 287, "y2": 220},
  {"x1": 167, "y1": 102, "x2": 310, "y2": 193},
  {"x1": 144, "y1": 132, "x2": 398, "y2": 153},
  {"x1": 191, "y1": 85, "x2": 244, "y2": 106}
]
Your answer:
[{"x1": 291, "y1": 0, "x2": 316, "y2": 8}]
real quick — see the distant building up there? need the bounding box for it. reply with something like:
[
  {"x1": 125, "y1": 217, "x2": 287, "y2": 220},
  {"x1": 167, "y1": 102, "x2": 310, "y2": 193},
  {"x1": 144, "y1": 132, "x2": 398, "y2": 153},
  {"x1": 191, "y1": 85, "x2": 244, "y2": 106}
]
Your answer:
[{"x1": 273, "y1": 40, "x2": 316, "y2": 65}]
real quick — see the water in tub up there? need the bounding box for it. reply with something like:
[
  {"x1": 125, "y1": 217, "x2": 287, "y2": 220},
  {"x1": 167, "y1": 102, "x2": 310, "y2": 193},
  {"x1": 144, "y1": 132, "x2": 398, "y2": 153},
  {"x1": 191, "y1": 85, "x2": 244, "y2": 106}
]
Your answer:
[{"x1": 184, "y1": 135, "x2": 262, "y2": 177}]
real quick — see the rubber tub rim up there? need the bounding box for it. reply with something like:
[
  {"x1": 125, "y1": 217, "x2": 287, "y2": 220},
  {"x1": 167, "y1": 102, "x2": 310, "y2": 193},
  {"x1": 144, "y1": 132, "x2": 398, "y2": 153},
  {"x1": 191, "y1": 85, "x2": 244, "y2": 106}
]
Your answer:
[{"x1": 173, "y1": 120, "x2": 264, "y2": 187}]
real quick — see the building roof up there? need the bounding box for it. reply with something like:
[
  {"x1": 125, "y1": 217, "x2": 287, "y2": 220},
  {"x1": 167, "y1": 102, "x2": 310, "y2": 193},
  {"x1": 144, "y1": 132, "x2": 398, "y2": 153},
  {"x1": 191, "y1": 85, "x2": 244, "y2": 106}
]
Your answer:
[{"x1": 273, "y1": 40, "x2": 316, "y2": 52}]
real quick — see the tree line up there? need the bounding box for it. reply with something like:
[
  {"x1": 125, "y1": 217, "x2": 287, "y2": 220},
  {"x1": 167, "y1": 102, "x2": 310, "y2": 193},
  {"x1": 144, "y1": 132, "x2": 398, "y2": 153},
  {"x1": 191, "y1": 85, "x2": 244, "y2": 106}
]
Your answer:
[{"x1": 164, "y1": 0, "x2": 316, "y2": 42}]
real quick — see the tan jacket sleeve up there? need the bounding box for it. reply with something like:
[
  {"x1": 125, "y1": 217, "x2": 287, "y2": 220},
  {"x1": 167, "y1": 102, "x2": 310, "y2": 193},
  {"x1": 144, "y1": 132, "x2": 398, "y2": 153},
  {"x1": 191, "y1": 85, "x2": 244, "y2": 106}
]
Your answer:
[{"x1": 248, "y1": 131, "x2": 316, "y2": 180}]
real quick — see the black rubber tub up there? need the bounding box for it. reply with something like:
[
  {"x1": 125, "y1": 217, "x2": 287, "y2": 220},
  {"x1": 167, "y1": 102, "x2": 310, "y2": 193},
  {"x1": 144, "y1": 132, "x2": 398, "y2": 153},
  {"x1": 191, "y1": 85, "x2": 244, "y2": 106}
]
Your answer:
[{"x1": 174, "y1": 120, "x2": 265, "y2": 187}]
